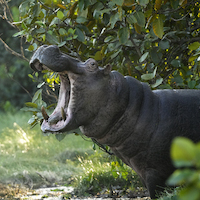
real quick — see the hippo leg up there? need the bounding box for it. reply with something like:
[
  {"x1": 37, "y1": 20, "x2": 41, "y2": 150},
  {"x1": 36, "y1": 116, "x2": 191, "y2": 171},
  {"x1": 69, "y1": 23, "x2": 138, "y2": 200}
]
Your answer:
[{"x1": 145, "y1": 169, "x2": 167, "y2": 199}]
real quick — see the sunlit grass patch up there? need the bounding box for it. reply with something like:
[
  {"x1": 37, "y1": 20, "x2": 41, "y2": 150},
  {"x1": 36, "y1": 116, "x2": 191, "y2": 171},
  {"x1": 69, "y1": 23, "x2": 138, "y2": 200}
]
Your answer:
[{"x1": 0, "y1": 111, "x2": 93, "y2": 188}]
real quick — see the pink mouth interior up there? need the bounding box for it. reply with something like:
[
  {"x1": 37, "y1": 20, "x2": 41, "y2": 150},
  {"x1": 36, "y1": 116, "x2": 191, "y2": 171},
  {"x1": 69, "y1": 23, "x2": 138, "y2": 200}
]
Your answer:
[{"x1": 41, "y1": 73, "x2": 71, "y2": 133}]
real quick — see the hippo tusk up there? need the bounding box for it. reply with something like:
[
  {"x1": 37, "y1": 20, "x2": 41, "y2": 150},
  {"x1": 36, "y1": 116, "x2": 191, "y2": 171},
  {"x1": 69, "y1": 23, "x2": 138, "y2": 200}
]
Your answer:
[
  {"x1": 61, "y1": 107, "x2": 66, "y2": 121},
  {"x1": 41, "y1": 106, "x2": 49, "y2": 121}
]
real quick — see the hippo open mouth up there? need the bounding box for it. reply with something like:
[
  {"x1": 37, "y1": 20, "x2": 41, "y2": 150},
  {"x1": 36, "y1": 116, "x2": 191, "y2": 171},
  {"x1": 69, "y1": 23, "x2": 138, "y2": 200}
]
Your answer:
[
  {"x1": 30, "y1": 45, "x2": 85, "y2": 133},
  {"x1": 40, "y1": 73, "x2": 72, "y2": 133}
]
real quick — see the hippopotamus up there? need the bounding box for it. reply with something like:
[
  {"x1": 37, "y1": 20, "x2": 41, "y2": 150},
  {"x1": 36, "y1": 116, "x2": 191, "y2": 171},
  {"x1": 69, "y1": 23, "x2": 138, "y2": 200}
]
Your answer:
[{"x1": 30, "y1": 45, "x2": 200, "y2": 199}]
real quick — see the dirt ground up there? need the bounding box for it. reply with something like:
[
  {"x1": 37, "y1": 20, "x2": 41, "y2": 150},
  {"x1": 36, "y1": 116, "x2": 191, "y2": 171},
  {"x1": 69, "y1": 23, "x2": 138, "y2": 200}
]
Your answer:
[
  {"x1": 0, "y1": 184, "x2": 150, "y2": 200},
  {"x1": 0, "y1": 184, "x2": 28, "y2": 200}
]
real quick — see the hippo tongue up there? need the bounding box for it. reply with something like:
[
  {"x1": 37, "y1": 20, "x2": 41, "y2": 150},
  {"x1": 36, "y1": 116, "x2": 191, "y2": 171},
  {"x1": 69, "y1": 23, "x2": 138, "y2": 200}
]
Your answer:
[{"x1": 41, "y1": 73, "x2": 77, "y2": 133}]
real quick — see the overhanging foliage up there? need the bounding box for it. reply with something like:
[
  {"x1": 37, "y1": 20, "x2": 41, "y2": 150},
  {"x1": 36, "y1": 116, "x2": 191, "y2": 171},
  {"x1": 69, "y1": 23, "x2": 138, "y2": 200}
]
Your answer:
[
  {"x1": 12, "y1": 0, "x2": 200, "y2": 88},
  {"x1": 1, "y1": 0, "x2": 200, "y2": 129}
]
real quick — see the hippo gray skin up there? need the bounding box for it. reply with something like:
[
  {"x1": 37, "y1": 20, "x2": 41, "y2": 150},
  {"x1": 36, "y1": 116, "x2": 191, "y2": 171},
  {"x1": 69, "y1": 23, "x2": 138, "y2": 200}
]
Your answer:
[{"x1": 30, "y1": 45, "x2": 200, "y2": 199}]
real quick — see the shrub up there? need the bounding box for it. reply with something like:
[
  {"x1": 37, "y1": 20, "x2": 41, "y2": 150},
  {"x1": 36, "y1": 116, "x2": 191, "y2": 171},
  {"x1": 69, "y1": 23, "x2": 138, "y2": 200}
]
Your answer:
[{"x1": 167, "y1": 137, "x2": 200, "y2": 200}]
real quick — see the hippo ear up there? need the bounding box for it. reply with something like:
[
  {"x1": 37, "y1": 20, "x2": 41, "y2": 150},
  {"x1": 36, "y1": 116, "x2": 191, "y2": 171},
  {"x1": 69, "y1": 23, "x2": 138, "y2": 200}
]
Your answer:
[{"x1": 103, "y1": 64, "x2": 112, "y2": 75}]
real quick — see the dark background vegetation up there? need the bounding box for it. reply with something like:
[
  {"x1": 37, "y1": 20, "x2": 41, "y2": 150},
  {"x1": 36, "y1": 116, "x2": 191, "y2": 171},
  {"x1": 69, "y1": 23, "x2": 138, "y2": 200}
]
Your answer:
[{"x1": 0, "y1": 0, "x2": 36, "y2": 112}]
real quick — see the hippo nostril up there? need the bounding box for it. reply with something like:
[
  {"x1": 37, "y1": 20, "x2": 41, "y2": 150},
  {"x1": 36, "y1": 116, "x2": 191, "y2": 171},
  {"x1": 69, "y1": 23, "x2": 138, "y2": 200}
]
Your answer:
[{"x1": 38, "y1": 63, "x2": 43, "y2": 71}]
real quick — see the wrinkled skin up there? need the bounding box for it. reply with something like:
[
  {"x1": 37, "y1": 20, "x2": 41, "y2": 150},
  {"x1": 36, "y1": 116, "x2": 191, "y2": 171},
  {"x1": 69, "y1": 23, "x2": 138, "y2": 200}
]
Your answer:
[{"x1": 30, "y1": 45, "x2": 200, "y2": 199}]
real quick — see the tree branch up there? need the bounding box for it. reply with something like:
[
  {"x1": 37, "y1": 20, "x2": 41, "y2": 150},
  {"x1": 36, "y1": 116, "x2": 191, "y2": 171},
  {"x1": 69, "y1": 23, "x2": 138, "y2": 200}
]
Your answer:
[{"x1": 0, "y1": 37, "x2": 29, "y2": 62}]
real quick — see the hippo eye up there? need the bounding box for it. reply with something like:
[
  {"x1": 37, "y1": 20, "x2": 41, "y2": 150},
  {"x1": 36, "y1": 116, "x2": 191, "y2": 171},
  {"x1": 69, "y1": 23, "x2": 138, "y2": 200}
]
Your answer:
[
  {"x1": 91, "y1": 62, "x2": 96, "y2": 66},
  {"x1": 89, "y1": 62, "x2": 98, "y2": 70}
]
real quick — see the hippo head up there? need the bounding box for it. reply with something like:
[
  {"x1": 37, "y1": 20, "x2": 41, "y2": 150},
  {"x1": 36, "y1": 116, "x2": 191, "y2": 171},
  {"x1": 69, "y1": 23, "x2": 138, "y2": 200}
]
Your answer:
[{"x1": 30, "y1": 45, "x2": 114, "y2": 134}]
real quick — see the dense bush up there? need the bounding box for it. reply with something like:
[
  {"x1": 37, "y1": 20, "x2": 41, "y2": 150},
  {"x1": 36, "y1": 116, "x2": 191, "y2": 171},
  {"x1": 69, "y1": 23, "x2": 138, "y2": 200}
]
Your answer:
[
  {"x1": 167, "y1": 137, "x2": 200, "y2": 200},
  {"x1": 1, "y1": 0, "x2": 200, "y2": 116},
  {"x1": 12, "y1": 0, "x2": 200, "y2": 89}
]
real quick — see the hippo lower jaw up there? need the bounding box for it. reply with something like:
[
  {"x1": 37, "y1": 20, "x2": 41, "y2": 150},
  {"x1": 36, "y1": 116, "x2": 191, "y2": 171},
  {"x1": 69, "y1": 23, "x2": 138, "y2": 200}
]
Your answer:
[{"x1": 40, "y1": 69, "x2": 78, "y2": 133}]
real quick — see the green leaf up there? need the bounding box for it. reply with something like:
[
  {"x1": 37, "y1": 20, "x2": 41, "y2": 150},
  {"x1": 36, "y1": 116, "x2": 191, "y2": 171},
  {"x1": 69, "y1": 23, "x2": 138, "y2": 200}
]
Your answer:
[
  {"x1": 76, "y1": 16, "x2": 88, "y2": 24},
  {"x1": 134, "y1": 12, "x2": 145, "y2": 27},
  {"x1": 32, "y1": 89, "x2": 42, "y2": 103},
  {"x1": 139, "y1": 52, "x2": 149, "y2": 63},
  {"x1": 55, "y1": 133, "x2": 67, "y2": 141},
  {"x1": 68, "y1": 28, "x2": 75, "y2": 34},
  {"x1": 57, "y1": 10, "x2": 64, "y2": 19},
  {"x1": 172, "y1": 75, "x2": 183, "y2": 85},
  {"x1": 59, "y1": 28, "x2": 67, "y2": 35},
  {"x1": 11, "y1": 6, "x2": 20, "y2": 22},
  {"x1": 150, "y1": 50, "x2": 162, "y2": 64},
  {"x1": 110, "y1": 12, "x2": 120, "y2": 29},
  {"x1": 188, "y1": 42, "x2": 200, "y2": 51},
  {"x1": 27, "y1": 43, "x2": 37, "y2": 52},
  {"x1": 152, "y1": 15, "x2": 164, "y2": 38},
  {"x1": 25, "y1": 102, "x2": 38, "y2": 108},
  {"x1": 171, "y1": 59, "x2": 181, "y2": 68},
  {"x1": 28, "y1": 116, "x2": 36, "y2": 125},
  {"x1": 188, "y1": 80, "x2": 196, "y2": 89},
  {"x1": 49, "y1": 17, "x2": 61, "y2": 27},
  {"x1": 46, "y1": 33, "x2": 59, "y2": 45},
  {"x1": 110, "y1": 50, "x2": 121, "y2": 59},
  {"x1": 94, "y1": 51, "x2": 103, "y2": 60},
  {"x1": 104, "y1": 36, "x2": 114, "y2": 43},
  {"x1": 127, "y1": 14, "x2": 137, "y2": 24},
  {"x1": 35, "y1": 20, "x2": 45, "y2": 27},
  {"x1": 141, "y1": 67, "x2": 157, "y2": 80},
  {"x1": 78, "y1": 0, "x2": 85, "y2": 11},
  {"x1": 19, "y1": 1, "x2": 29, "y2": 16},
  {"x1": 167, "y1": 169, "x2": 195, "y2": 185},
  {"x1": 13, "y1": 30, "x2": 25, "y2": 37},
  {"x1": 189, "y1": 55, "x2": 198, "y2": 62},
  {"x1": 151, "y1": 77, "x2": 163, "y2": 88},
  {"x1": 37, "y1": 82, "x2": 45, "y2": 88},
  {"x1": 170, "y1": 0, "x2": 179, "y2": 9},
  {"x1": 58, "y1": 41, "x2": 66, "y2": 47},
  {"x1": 112, "y1": 0, "x2": 124, "y2": 6},
  {"x1": 171, "y1": 137, "x2": 196, "y2": 167},
  {"x1": 75, "y1": 28, "x2": 85, "y2": 42},
  {"x1": 137, "y1": 0, "x2": 149, "y2": 6},
  {"x1": 179, "y1": 184, "x2": 200, "y2": 200},
  {"x1": 154, "y1": 0, "x2": 162, "y2": 10},
  {"x1": 32, "y1": 4, "x2": 40, "y2": 16},
  {"x1": 79, "y1": 7, "x2": 88, "y2": 18},
  {"x1": 159, "y1": 40, "x2": 170, "y2": 50},
  {"x1": 36, "y1": 28, "x2": 46, "y2": 34},
  {"x1": 28, "y1": 74, "x2": 33, "y2": 79},
  {"x1": 118, "y1": 27, "x2": 129, "y2": 44}
]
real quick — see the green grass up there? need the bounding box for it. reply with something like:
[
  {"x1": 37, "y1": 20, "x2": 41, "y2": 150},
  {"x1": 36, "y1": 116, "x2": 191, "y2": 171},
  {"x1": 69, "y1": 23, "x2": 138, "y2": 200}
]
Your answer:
[{"x1": 0, "y1": 111, "x2": 93, "y2": 188}]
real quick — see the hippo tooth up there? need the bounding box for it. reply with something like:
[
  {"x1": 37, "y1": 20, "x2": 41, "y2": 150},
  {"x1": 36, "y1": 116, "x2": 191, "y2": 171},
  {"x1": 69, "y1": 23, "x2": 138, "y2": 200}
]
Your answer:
[
  {"x1": 41, "y1": 106, "x2": 49, "y2": 121},
  {"x1": 61, "y1": 107, "x2": 66, "y2": 121}
]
